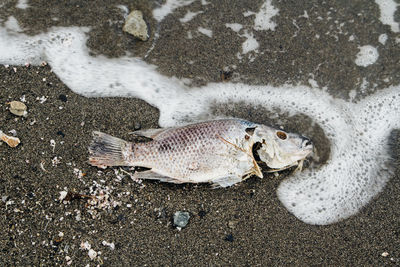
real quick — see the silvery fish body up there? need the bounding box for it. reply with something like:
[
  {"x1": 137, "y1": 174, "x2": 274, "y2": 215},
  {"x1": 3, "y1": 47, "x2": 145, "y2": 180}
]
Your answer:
[{"x1": 89, "y1": 119, "x2": 313, "y2": 187}]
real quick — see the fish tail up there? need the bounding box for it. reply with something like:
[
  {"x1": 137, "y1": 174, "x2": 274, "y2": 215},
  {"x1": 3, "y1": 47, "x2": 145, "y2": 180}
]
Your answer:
[{"x1": 89, "y1": 131, "x2": 131, "y2": 168}]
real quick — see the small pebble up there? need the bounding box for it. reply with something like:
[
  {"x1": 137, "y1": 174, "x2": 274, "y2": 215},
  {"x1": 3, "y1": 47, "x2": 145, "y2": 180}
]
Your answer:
[
  {"x1": 59, "y1": 94, "x2": 67, "y2": 102},
  {"x1": 56, "y1": 130, "x2": 65, "y2": 137},
  {"x1": 133, "y1": 122, "x2": 141, "y2": 130},
  {"x1": 123, "y1": 10, "x2": 149, "y2": 41},
  {"x1": 59, "y1": 191, "x2": 68, "y2": 201},
  {"x1": 8, "y1": 129, "x2": 17, "y2": 136},
  {"x1": 382, "y1": 252, "x2": 389, "y2": 257},
  {"x1": 228, "y1": 220, "x2": 237, "y2": 229},
  {"x1": 8, "y1": 100, "x2": 27, "y2": 116},
  {"x1": 173, "y1": 211, "x2": 190, "y2": 228},
  {"x1": 198, "y1": 210, "x2": 206, "y2": 218},
  {"x1": 88, "y1": 249, "x2": 97, "y2": 260},
  {"x1": 224, "y1": 234, "x2": 234, "y2": 242}
]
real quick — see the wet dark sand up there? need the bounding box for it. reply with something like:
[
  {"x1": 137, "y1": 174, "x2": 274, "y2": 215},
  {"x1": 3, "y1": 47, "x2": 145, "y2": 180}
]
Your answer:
[{"x1": 1, "y1": 0, "x2": 400, "y2": 266}]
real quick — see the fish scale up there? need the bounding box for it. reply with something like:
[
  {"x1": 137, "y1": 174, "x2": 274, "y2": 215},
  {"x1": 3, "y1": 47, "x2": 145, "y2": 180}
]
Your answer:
[{"x1": 133, "y1": 120, "x2": 254, "y2": 180}]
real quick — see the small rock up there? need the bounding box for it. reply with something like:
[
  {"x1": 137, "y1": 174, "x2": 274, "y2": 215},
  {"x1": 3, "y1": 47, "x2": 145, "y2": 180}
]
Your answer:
[
  {"x1": 123, "y1": 10, "x2": 149, "y2": 41},
  {"x1": 133, "y1": 122, "x2": 141, "y2": 131},
  {"x1": 59, "y1": 94, "x2": 67, "y2": 102},
  {"x1": 224, "y1": 234, "x2": 234, "y2": 242},
  {"x1": 173, "y1": 211, "x2": 190, "y2": 228},
  {"x1": 198, "y1": 210, "x2": 206, "y2": 218},
  {"x1": 102, "y1": 240, "x2": 115, "y2": 250},
  {"x1": 8, "y1": 129, "x2": 17, "y2": 136},
  {"x1": 59, "y1": 191, "x2": 68, "y2": 201},
  {"x1": 88, "y1": 249, "x2": 97, "y2": 260},
  {"x1": 8, "y1": 100, "x2": 27, "y2": 116},
  {"x1": 56, "y1": 130, "x2": 65, "y2": 137},
  {"x1": 228, "y1": 220, "x2": 238, "y2": 229},
  {"x1": 382, "y1": 252, "x2": 389, "y2": 257},
  {"x1": 220, "y1": 71, "x2": 233, "y2": 82}
]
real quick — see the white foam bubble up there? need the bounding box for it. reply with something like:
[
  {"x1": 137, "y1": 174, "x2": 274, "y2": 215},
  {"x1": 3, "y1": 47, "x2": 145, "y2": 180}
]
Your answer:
[
  {"x1": 241, "y1": 31, "x2": 259, "y2": 54},
  {"x1": 197, "y1": 27, "x2": 212, "y2": 38},
  {"x1": 153, "y1": 0, "x2": 196, "y2": 22},
  {"x1": 375, "y1": 0, "x2": 399, "y2": 33},
  {"x1": 378, "y1": 33, "x2": 388, "y2": 45},
  {"x1": 179, "y1": 10, "x2": 203, "y2": 23},
  {"x1": 16, "y1": 0, "x2": 29, "y2": 9},
  {"x1": 0, "y1": 26, "x2": 399, "y2": 225},
  {"x1": 254, "y1": 0, "x2": 279, "y2": 31},
  {"x1": 278, "y1": 88, "x2": 399, "y2": 224},
  {"x1": 225, "y1": 23, "x2": 243, "y2": 33},
  {"x1": 5, "y1": 16, "x2": 23, "y2": 33},
  {"x1": 355, "y1": 45, "x2": 379, "y2": 67},
  {"x1": 116, "y1": 5, "x2": 129, "y2": 18},
  {"x1": 243, "y1": 11, "x2": 256, "y2": 17},
  {"x1": 225, "y1": 24, "x2": 259, "y2": 55}
]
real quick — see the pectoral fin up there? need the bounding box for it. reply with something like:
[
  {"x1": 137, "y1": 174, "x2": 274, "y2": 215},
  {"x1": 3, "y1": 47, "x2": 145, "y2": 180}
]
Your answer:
[
  {"x1": 211, "y1": 175, "x2": 243, "y2": 188},
  {"x1": 134, "y1": 170, "x2": 184, "y2": 184}
]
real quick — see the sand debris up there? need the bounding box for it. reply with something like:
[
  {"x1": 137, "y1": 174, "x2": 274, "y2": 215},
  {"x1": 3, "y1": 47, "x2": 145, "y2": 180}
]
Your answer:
[
  {"x1": 0, "y1": 130, "x2": 20, "y2": 147},
  {"x1": 7, "y1": 100, "x2": 27, "y2": 116},
  {"x1": 102, "y1": 240, "x2": 115, "y2": 250},
  {"x1": 173, "y1": 211, "x2": 190, "y2": 230},
  {"x1": 80, "y1": 241, "x2": 101, "y2": 261}
]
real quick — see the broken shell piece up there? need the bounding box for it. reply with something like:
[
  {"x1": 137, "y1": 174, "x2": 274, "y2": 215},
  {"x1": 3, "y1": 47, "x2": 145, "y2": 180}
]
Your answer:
[
  {"x1": 123, "y1": 10, "x2": 149, "y2": 41},
  {"x1": 0, "y1": 130, "x2": 20, "y2": 147},
  {"x1": 8, "y1": 101, "x2": 27, "y2": 116}
]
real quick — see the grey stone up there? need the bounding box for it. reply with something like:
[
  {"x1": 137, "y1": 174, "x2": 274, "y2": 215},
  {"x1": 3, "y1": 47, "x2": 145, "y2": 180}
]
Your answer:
[{"x1": 173, "y1": 211, "x2": 190, "y2": 228}]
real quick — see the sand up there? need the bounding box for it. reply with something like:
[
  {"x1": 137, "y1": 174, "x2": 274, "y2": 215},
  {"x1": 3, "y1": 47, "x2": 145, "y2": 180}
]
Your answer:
[{"x1": 1, "y1": 0, "x2": 399, "y2": 265}]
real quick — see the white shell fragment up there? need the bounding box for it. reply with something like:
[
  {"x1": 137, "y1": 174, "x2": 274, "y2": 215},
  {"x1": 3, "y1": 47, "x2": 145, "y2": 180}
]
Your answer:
[
  {"x1": 123, "y1": 10, "x2": 149, "y2": 41},
  {"x1": 8, "y1": 100, "x2": 27, "y2": 116},
  {"x1": 0, "y1": 130, "x2": 20, "y2": 147}
]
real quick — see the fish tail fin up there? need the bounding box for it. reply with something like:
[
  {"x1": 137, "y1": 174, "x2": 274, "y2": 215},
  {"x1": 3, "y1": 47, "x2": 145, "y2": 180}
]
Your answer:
[{"x1": 89, "y1": 131, "x2": 131, "y2": 168}]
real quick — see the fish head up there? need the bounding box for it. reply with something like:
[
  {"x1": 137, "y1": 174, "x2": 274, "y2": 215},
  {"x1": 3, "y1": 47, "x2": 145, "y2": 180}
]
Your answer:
[{"x1": 252, "y1": 125, "x2": 313, "y2": 169}]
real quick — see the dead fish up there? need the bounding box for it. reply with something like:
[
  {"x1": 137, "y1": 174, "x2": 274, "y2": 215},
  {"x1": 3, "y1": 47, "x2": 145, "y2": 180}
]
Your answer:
[{"x1": 89, "y1": 119, "x2": 313, "y2": 187}]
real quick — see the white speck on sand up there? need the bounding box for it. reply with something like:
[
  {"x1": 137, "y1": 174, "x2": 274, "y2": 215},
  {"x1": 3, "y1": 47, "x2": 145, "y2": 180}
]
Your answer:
[
  {"x1": 179, "y1": 10, "x2": 203, "y2": 23},
  {"x1": 254, "y1": 0, "x2": 279, "y2": 31},
  {"x1": 378, "y1": 33, "x2": 388, "y2": 45},
  {"x1": 197, "y1": 27, "x2": 212, "y2": 38}
]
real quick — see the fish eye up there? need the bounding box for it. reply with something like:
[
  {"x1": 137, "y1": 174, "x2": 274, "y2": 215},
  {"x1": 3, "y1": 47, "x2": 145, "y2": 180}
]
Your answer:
[{"x1": 276, "y1": 131, "x2": 287, "y2": 140}]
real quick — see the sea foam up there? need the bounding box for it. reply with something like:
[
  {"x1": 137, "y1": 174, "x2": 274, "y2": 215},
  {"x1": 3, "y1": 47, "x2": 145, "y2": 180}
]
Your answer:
[{"x1": 0, "y1": 20, "x2": 399, "y2": 225}]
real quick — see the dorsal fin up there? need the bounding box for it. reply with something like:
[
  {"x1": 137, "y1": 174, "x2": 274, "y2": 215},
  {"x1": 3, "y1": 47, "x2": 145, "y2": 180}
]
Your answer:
[{"x1": 130, "y1": 128, "x2": 171, "y2": 139}]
